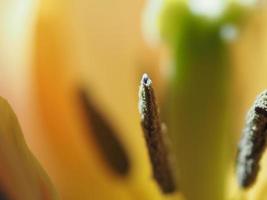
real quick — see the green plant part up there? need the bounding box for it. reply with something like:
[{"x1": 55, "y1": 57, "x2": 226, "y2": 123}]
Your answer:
[{"x1": 158, "y1": 1, "x2": 255, "y2": 200}]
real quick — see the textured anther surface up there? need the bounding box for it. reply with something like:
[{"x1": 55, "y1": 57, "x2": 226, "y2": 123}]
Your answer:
[{"x1": 237, "y1": 90, "x2": 267, "y2": 188}]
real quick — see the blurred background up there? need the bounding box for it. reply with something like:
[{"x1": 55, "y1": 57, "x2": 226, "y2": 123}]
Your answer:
[{"x1": 2, "y1": 0, "x2": 267, "y2": 200}]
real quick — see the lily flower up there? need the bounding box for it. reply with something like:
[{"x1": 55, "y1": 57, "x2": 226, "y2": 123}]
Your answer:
[{"x1": 2, "y1": 0, "x2": 267, "y2": 200}]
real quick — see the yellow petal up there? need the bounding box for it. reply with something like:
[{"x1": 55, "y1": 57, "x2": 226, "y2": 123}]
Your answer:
[{"x1": 0, "y1": 97, "x2": 58, "y2": 200}]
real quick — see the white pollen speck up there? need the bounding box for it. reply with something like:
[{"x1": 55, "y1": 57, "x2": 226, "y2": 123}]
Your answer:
[{"x1": 141, "y1": 73, "x2": 152, "y2": 86}]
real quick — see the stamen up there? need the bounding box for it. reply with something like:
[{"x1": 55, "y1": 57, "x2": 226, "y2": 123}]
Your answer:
[
  {"x1": 79, "y1": 89, "x2": 130, "y2": 175},
  {"x1": 139, "y1": 73, "x2": 176, "y2": 194},
  {"x1": 236, "y1": 90, "x2": 267, "y2": 188}
]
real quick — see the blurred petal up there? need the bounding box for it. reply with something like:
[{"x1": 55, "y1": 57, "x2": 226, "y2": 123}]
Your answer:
[{"x1": 0, "y1": 97, "x2": 58, "y2": 200}]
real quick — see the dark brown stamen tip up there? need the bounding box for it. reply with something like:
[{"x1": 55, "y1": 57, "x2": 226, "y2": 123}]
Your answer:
[
  {"x1": 142, "y1": 73, "x2": 150, "y2": 85},
  {"x1": 139, "y1": 73, "x2": 176, "y2": 194},
  {"x1": 79, "y1": 89, "x2": 130, "y2": 176},
  {"x1": 236, "y1": 90, "x2": 267, "y2": 189}
]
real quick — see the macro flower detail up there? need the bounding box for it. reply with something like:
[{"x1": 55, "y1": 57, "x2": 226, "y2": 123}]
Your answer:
[
  {"x1": 79, "y1": 89, "x2": 130, "y2": 175},
  {"x1": 139, "y1": 74, "x2": 176, "y2": 194},
  {"x1": 237, "y1": 90, "x2": 267, "y2": 189},
  {"x1": 0, "y1": 97, "x2": 58, "y2": 200},
  {"x1": 3, "y1": 73, "x2": 267, "y2": 200},
  {"x1": 158, "y1": 1, "x2": 254, "y2": 199},
  {"x1": 2, "y1": 0, "x2": 267, "y2": 200}
]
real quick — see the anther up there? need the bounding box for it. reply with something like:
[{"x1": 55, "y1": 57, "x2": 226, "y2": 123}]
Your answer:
[
  {"x1": 236, "y1": 90, "x2": 267, "y2": 188},
  {"x1": 139, "y1": 73, "x2": 176, "y2": 194},
  {"x1": 79, "y1": 89, "x2": 130, "y2": 175}
]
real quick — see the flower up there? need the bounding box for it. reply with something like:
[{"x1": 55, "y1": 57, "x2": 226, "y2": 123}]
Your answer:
[{"x1": 1, "y1": 0, "x2": 267, "y2": 200}]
